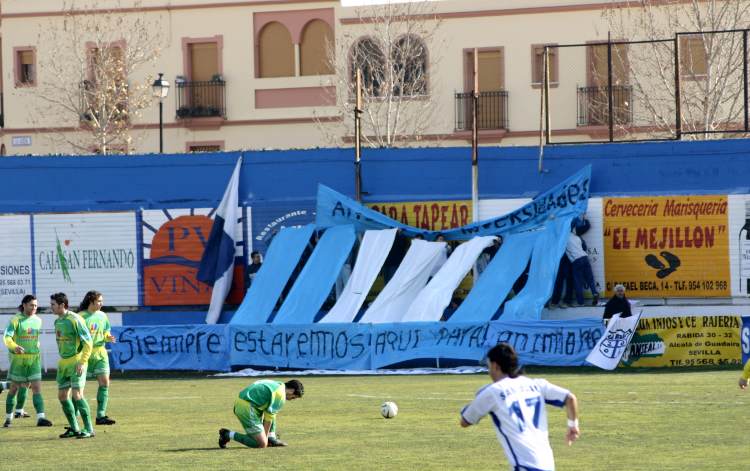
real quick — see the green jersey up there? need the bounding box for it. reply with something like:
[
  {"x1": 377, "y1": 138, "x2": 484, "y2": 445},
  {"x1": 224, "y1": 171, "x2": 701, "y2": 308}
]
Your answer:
[
  {"x1": 238, "y1": 380, "x2": 286, "y2": 418},
  {"x1": 54, "y1": 311, "x2": 93, "y2": 361},
  {"x1": 80, "y1": 310, "x2": 112, "y2": 348},
  {"x1": 3, "y1": 313, "x2": 42, "y2": 354}
]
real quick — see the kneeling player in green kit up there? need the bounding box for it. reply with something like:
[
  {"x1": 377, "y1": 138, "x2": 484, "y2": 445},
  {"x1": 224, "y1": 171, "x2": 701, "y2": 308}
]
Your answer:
[
  {"x1": 219, "y1": 379, "x2": 304, "y2": 449},
  {"x1": 51, "y1": 293, "x2": 95, "y2": 438},
  {"x1": 78, "y1": 290, "x2": 116, "y2": 425},
  {"x1": 1, "y1": 295, "x2": 53, "y2": 427}
]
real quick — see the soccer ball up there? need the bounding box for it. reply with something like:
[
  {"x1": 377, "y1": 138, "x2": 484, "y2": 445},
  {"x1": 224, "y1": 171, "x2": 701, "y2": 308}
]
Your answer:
[{"x1": 381, "y1": 401, "x2": 398, "y2": 419}]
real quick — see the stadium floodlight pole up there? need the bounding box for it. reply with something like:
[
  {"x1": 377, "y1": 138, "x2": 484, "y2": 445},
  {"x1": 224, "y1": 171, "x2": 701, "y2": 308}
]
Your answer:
[{"x1": 355, "y1": 68, "x2": 363, "y2": 202}]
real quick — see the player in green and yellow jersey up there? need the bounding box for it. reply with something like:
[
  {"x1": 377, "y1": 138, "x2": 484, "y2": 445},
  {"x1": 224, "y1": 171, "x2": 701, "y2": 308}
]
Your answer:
[
  {"x1": 51, "y1": 292, "x2": 95, "y2": 439},
  {"x1": 739, "y1": 358, "x2": 750, "y2": 389},
  {"x1": 78, "y1": 290, "x2": 116, "y2": 425},
  {"x1": 0, "y1": 295, "x2": 53, "y2": 428},
  {"x1": 218, "y1": 379, "x2": 304, "y2": 449}
]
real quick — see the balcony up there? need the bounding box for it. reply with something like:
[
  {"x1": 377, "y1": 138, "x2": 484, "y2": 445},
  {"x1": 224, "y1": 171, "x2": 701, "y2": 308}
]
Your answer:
[
  {"x1": 454, "y1": 90, "x2": 509, "y2": 131},
  {"x1": 176, "y1": 79, "x2": 226, "y2": 120},
  {"x1": 577, "y1": 85, "x2": 633, "y2": 127}
]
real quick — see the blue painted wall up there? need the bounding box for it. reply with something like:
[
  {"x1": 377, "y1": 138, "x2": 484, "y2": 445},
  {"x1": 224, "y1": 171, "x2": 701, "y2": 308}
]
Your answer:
[{"x1": 4, "y1": 138, "x2": 750, "y2": 214}]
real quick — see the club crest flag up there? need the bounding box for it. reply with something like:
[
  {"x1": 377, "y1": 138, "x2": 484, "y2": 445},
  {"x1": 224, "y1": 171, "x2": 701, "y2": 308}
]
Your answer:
[{"x1": 586, "y1": 311, "x2": 642, "y2": 370}]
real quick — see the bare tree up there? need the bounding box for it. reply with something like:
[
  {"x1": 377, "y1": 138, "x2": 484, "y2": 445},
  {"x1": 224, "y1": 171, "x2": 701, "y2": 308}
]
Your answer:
[
  {"x1": 27, "y1": 0, "x2": 164, "y2": 154},
  {"x1": 318, "y1": 1, "x2": 444, "y2": 148},
  {"x1": 603, "y1": 0, "x2": 750, "y2": 139}
]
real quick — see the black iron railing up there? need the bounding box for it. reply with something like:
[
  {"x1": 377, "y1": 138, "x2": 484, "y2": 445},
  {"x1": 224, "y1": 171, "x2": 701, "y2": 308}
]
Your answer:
[
  {"x1": 455, "y1": 90, "x2": 509, "y2": 131},
  {"x1": 176, "y1": 80, "x2": 226, "y2": 119},
  {"x1": 0, "y1": 93, "x2": 4, "y2": 128},
  {"x1": 576, "y1": 85, "x2": 633, "y2": 127}
]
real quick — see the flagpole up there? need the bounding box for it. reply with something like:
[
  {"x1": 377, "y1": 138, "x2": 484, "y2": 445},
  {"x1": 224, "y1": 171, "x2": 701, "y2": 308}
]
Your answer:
[
  {"x1": 471, "y1": 49, "x2": 479, "y2": 225},
  {"x1": 471, "y1": 49, "x2": 480, "y2": 284}
]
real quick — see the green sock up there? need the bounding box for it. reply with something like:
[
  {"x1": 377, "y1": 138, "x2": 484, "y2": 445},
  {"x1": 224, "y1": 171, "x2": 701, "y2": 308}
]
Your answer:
[
  {"x1": 73, "y1": 398, "x2": 93, "y2": 433},
  {"x1": 16, "y1": 387, "x2": 27, "y2": 410},
  {"x1": 32, "y1": 393, "x2": 45, "y2": 414},
  {"x1": 233, "y1": 433, "x2": 260, "y2": 448},
  {"x1": 5, "y1": 392, "x2": 16, "y2": 415},
  {"x1": 96, "y1": 386, "x2": 109, "y2": 418},
  {"x1": 60, "y1": 399, "x2": 79, "y2": 432}
]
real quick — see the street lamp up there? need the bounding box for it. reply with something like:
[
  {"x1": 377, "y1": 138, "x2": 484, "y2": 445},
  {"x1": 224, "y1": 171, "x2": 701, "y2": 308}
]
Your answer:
[{"x1": 151, "y1": 72, "x2": 170, "y2": 153}]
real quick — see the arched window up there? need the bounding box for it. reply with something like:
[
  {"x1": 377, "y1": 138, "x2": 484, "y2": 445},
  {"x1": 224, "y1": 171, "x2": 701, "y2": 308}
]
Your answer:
[
  {"x1": 350, "y1": 38, "x2": 385, "y2": 97},
  {"x1": 392, "y1": 35, "x2": 428, "y2": 96},
  {"x1": 300, "y1": 19, "x2": 334, "y2": 76},
  {"x1": 258, "y1": 22, "x2": 294, "y2": 78}
]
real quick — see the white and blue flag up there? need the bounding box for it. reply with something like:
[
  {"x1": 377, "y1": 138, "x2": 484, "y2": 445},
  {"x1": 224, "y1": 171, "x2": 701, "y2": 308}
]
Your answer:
[
  {"x1": 586, "y1": 310, "x2": 642, "y2": 370},
  {"x1": 197, "y1": 157, "x2": 242, "y2": 324}
]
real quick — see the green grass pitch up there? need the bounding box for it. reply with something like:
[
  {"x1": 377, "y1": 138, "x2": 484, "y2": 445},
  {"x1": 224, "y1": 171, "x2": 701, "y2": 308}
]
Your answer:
[{"x1": 1, "y1": 368, "x2": 748, "y2": 470}]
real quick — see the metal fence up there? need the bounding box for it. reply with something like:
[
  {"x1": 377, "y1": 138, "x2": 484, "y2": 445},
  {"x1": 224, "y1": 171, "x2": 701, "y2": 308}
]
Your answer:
[
  {"x1": 543, "y1": 29, "x2": 750, "y2": 144},
  {"x1": 175, "y1": 80, "x2": 226, "y2": 119},
  {"x1": 455, "y1": 90, "x2": 509, "y2": 131}
]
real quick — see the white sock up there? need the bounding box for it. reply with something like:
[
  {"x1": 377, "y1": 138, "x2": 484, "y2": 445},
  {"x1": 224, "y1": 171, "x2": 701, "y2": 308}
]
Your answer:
[
  {"x1": 0, "y1": 381, "x2": 7, "y2": 390},
  {"x1": 15, "y1": 409, "x2": 24, "y2": 414},
  {"x1": 37, "y1": 412, "x2": 46, "y2": 419},
  {"x1": 229, "y1": 431, "x2": 236, "y2": 439},
  {"x1": 5, "y1": 413, "x2": 12, "y2": 420},
  {"x1": 268, "y1": 432, "x2": 276, "y2": 439}
]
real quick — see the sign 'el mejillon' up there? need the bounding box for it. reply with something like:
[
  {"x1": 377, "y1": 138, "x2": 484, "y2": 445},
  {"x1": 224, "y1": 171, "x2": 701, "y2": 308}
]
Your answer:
[{"x1": 603, "y1": 195, "x2": 730, "y2": 297}]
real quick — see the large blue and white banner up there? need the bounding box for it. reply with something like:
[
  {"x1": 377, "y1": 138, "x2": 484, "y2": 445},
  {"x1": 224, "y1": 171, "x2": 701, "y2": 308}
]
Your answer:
[
  {"x1": 231, "y1": 323, "x2": 372, "y2": 370},
  {"x1": 110, "y1": 325, "x2": 230, "y2": 371},
  {"x1": 110, "y1": 318, "x2": 604, "y2": 371},
  {"x1": 231, "y1": 225, "x2": 315, "y2": 325},
  {"x1": 316, "y1": 165, "x2": 591, "y2": 239},
  {"x1": 486, "y1": 318, "x2": 605, "y2": 366},
  {"x1": 272, "y1": 225, "x2": 356, "y2": 324}
]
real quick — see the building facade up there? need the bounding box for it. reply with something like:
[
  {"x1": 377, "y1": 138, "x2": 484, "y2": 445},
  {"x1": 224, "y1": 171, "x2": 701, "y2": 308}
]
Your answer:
[{"x1": 0, "y1": 0, "x2": 714, "y2": 155}]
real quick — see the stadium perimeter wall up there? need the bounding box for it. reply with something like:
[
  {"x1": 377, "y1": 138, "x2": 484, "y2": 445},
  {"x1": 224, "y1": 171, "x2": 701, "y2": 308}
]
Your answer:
[{"x1": 2, "y1": 139, "x2": 750, "y2": 326}]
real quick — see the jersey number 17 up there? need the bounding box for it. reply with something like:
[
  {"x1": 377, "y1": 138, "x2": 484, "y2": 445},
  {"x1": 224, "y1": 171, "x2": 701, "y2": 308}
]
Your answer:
[{"x1": 508, "y1": 396, "x2": 541, "y2": 432}]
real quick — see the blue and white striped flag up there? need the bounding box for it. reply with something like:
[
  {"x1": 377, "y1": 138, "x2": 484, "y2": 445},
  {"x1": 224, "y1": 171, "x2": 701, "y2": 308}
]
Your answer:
[{"x1": 197, "y1": 157, "x2": 242, "y2": 324}]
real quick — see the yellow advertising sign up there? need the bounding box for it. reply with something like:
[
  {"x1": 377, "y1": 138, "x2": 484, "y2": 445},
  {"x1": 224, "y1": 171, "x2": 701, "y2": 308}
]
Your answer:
[
  {"x1": 603, "y1": 196, "x2": 729, "y2": 297},
  {"x1": 624, "y1": 315, "x2": 742, "y2": 368},
  {"x1": 366, "y1": 200, "x2": 472, "y2": 231}
]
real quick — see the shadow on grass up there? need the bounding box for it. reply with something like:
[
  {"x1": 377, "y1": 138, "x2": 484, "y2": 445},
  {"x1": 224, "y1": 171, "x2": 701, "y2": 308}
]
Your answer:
[{"x1": 162, "y1": 447, "x2": 231, "y2": 452}]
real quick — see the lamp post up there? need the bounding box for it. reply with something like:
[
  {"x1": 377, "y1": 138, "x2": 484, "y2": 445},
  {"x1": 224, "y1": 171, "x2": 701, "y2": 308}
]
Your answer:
[{"x1": 151, "y1": 73, "x2": 170, "y2": 153}]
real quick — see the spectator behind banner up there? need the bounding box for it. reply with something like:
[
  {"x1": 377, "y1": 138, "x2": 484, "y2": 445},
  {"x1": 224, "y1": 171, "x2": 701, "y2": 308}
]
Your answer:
[
  {"x1": 565, "y1": 216, "x2": 599, "y2": 307},
  {"x1": 549, "y1": 217, "x2": 590, "y2": 309},
  {"x1": 602, "y1": 284, "x2": 632, "y2": 320},
  {"x1": 382, "y1": 229, "x2": 410, "y2": 284},
  {"x1": 441, "y1": 297, "x2": 463, "y2": 321},
  {"x1": 248, "y1": 251, "x2": 263, "y2": 285},
  {"x1": 477, "y1": 236, "x2": 503, "y2": 274}
]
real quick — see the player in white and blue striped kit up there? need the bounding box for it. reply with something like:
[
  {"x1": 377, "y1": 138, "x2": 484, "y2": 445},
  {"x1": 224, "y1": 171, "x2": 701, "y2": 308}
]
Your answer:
[{"x1": 460, "y1": 343, "x2": 580, "y2": 471}]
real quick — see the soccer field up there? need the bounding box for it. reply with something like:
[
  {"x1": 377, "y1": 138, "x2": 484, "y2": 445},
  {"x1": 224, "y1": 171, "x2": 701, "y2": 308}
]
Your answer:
[{"x1": 1, "y1": 369, "x2": 747, "y2": 470}]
